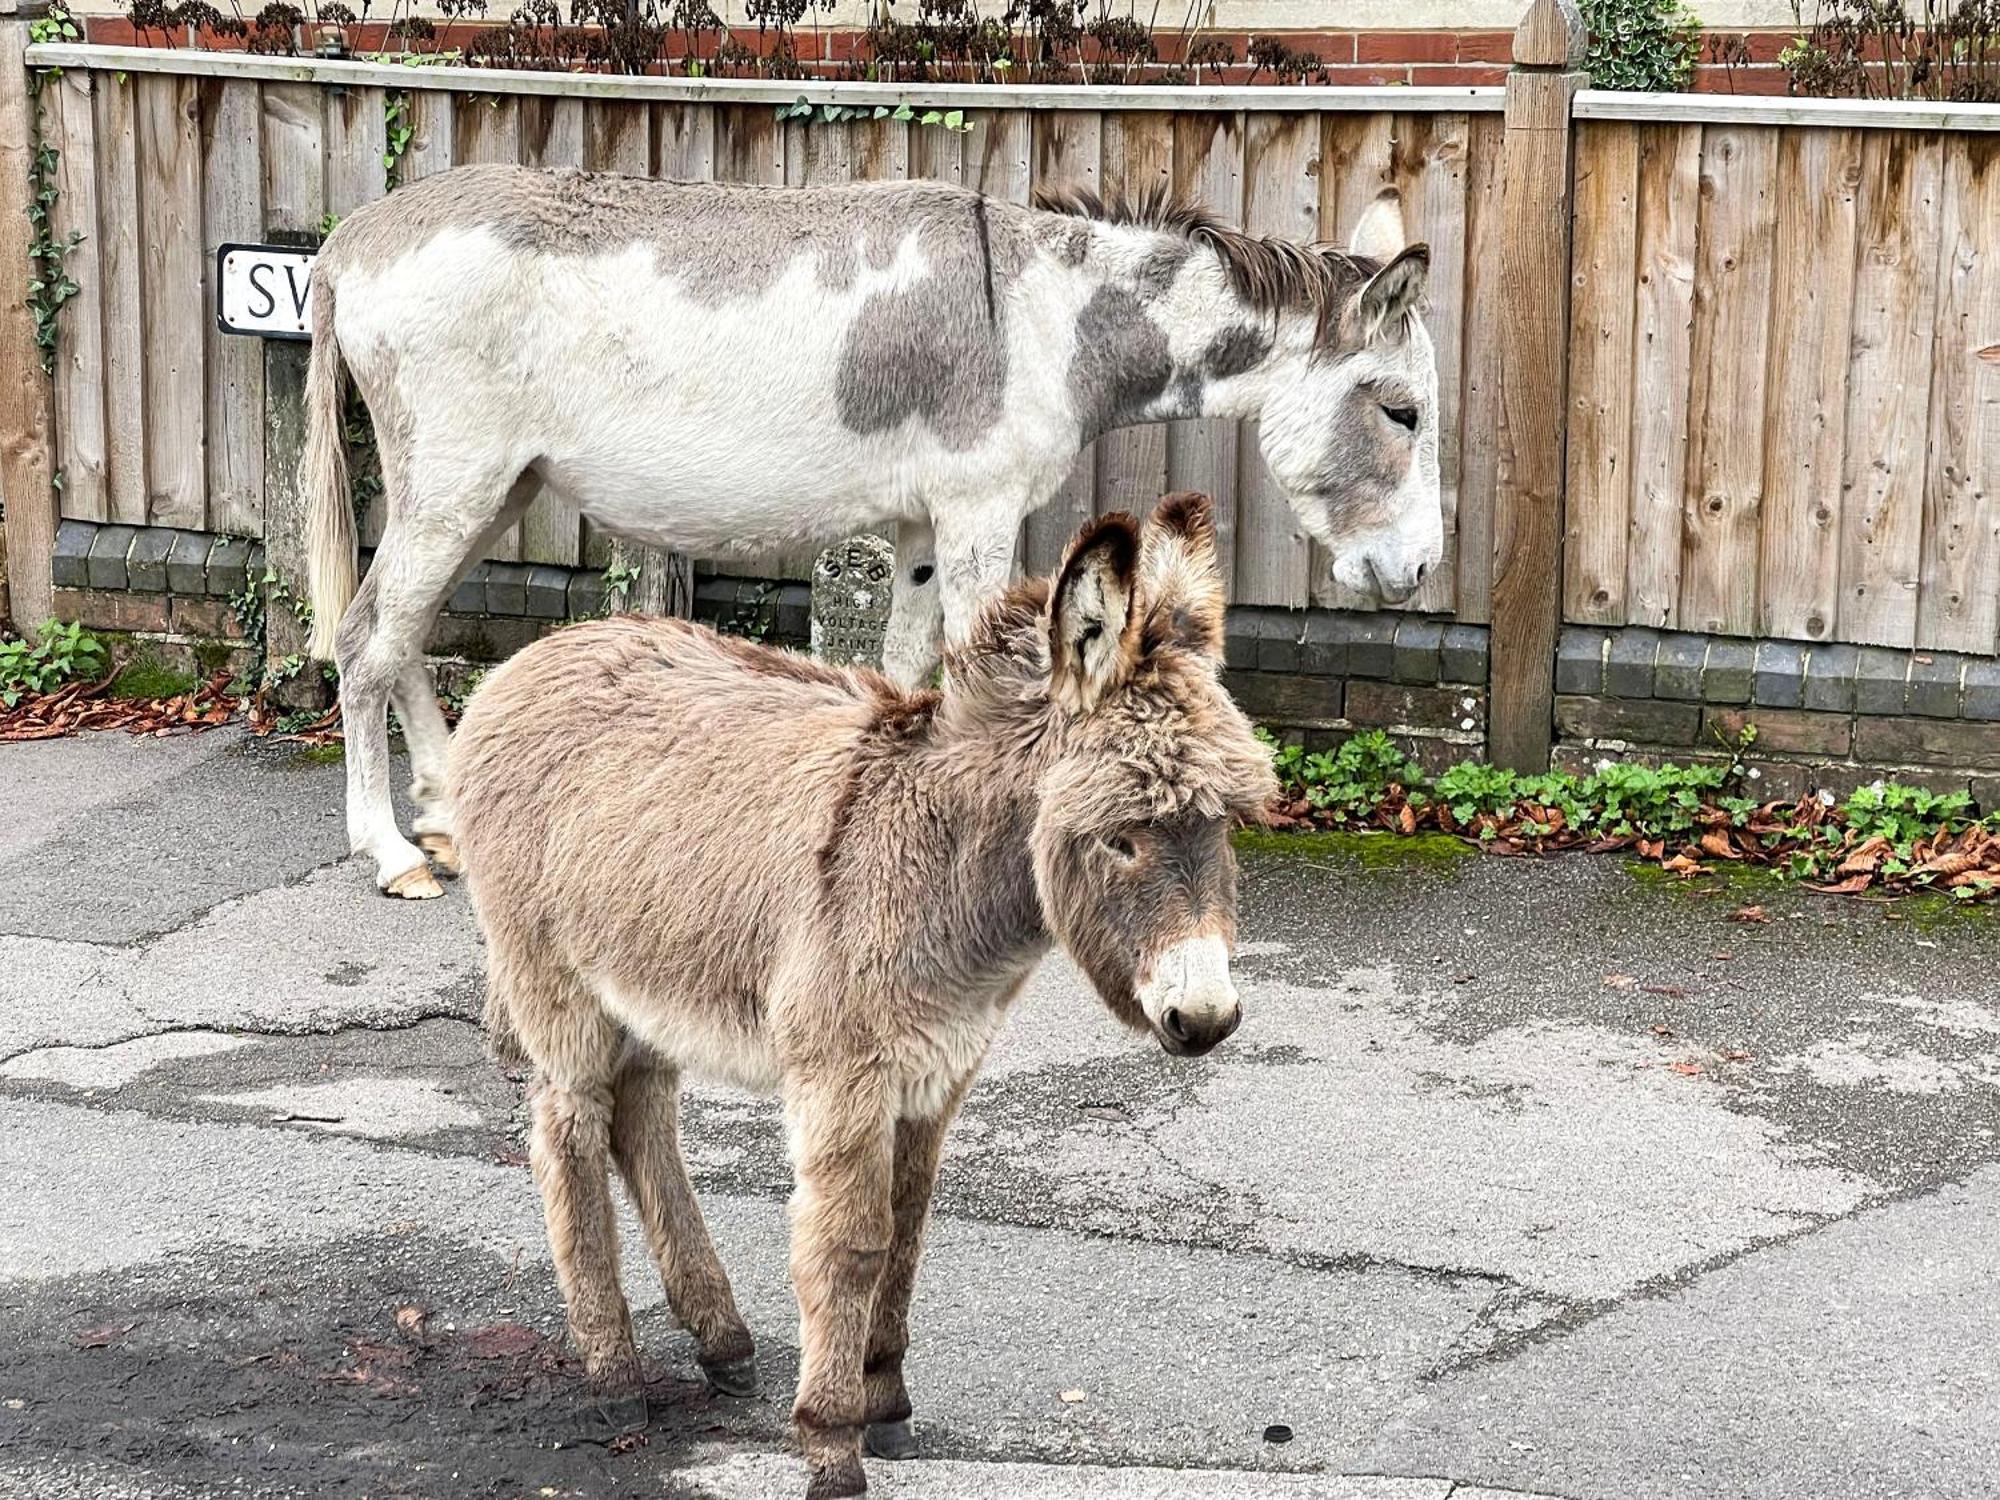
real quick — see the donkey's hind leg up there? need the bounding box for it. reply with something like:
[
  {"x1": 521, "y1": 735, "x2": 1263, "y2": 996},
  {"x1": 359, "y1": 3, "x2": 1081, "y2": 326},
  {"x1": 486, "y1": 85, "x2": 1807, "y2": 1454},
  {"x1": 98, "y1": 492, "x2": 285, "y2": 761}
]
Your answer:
[
  {"x1": 390, "y1": 660, "x2": 460, "y2": 877},
  {"x1": 610, "y1": 1054, "x2": 759, "y2": 1395},
  {"x1": 337, "y1": 467, "x2": 533, "y2": 896}
]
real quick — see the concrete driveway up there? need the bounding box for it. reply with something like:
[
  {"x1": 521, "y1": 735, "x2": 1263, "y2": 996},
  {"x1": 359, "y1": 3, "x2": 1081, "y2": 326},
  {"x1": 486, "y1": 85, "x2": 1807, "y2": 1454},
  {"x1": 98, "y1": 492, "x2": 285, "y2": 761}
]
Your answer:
[{"x1": 1, "y1": 728, "x2": 1996, "y2": 1499}]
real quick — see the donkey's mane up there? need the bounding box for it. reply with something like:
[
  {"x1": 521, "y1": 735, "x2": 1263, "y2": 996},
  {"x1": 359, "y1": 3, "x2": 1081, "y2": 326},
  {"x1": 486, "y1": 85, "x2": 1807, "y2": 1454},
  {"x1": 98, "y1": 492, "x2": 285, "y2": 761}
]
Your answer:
[{"x1": 1033, "y1": 181, "x2": 1372, "y2": 348}]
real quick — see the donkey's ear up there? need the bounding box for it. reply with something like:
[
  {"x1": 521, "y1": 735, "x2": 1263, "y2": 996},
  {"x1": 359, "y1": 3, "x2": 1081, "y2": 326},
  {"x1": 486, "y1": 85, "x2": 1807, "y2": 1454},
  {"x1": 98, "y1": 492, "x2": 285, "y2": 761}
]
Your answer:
[
  {"x1": 1048, "y1": 513, "x2": 1143, "y2": 712},
  {"x1": 1139, "y1": 491, "x2": 1227, "y2": 660},
  {"x1": 1348, "y1": 191, "x2": 1408, "y2": 261},
  {"x1": 1357, "y1": 244, "x2": 1430, "y2": 344}
]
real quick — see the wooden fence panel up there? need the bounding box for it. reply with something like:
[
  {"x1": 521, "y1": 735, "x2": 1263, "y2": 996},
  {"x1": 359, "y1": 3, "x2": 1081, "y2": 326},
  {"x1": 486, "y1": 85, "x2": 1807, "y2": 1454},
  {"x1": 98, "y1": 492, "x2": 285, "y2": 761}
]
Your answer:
[
  {"x1": 1917, "y1": 136, "x2": 2000, "y2": 654},
  {"x1": 134, "y1": 73, "x2": 206, "y2": 531},
  {"x1": 94, "y1": 72, "x2": 146, "y2": 525},
  {"x1": 1233, "y1": 111, "x2": 1316, "y2": 609},
  {"x1": 1560, "y1": 121, "x2": 1637, "y2": 626},
  {"x1": 200, "y1": 78, "x2": 264, "y2": 538},
  {"x1": 1023, "y1": 109, "x2": 1102, "y2": 575},
  {"x1": 1621, "y1": 123, "x2": 1699, "y2": 629},
  {"x1": 1755, "y1": 127, "x2": 1858, "y2": 644},
  {"x1": 1455, "y1": 112, "x2": 1504, "y2": 624},
  {"x1": 51, "y1": 70, "x2": 107, "y2": 523},
  {"x1": 1839, "y1": 130, "x2": 1943, "y2": 647},
  {"x1": 400, "y1": 90, "x2": 453, "y2": 182},
  {"x1": 1167, "y1": 111, "x2": 1244, "y2": 587},
  {"x1": 1095, "y1": 111, "x2": 1173, "y2": 519}
]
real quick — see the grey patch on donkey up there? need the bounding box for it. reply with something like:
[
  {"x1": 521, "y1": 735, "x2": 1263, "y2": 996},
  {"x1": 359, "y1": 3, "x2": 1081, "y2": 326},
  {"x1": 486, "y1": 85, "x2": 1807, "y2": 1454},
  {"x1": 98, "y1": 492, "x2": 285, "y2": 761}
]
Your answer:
[{"x1": 1067, "y1": 286, "x2": 1174, "y2": 440}]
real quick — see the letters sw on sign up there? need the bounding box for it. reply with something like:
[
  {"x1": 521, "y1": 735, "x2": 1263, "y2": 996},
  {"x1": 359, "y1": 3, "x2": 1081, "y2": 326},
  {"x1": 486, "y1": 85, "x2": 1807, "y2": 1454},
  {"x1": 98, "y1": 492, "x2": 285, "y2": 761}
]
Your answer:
[{"x1": 216, "y1": 243, "x2": 319, "y2": 340}]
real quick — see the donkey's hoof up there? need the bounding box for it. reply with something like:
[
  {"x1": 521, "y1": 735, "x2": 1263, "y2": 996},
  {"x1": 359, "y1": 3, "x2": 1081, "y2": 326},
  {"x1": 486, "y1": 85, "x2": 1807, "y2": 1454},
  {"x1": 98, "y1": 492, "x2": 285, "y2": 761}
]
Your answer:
[
  {"x1": 417, "y1": 832, "x2": 463, "y2": 878},
  {"x1": 592, "y1": 1390, "x2": 649, "y2": 1436},
  {"x1": 382, "y1": 865, "x2": 445, "y2": 900},
  {"x1": 804, "y1": 1454, "x2": 867, "y2": 1500},
  {"x1": 699, "y1": 1352, "x2": 761, "y2": 1398},
  {"x1": 865, "y1": 1420, "x2": 917, "y2": 1461}
]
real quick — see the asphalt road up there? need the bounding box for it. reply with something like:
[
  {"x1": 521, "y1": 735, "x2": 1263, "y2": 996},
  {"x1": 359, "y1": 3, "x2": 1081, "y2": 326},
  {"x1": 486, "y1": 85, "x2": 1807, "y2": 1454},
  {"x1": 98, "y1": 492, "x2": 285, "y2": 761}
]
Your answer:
[{"x1": 2, "y1": 727, "x2": 1996, "y2": 1499}]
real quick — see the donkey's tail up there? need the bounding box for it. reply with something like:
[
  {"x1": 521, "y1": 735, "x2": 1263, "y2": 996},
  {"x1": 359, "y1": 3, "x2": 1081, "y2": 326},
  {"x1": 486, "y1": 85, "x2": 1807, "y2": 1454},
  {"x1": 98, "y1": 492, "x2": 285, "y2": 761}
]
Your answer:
[{"x1": 302, "y1": 270, "x2": 355, "y2": 663}]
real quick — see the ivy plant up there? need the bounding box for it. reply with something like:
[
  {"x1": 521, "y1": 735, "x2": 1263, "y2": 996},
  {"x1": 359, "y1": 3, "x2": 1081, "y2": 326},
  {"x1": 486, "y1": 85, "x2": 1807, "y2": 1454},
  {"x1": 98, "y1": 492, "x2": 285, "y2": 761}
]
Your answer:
[{"x1": 1578, "y1": 0, "x2": 1702, "y2": 91}]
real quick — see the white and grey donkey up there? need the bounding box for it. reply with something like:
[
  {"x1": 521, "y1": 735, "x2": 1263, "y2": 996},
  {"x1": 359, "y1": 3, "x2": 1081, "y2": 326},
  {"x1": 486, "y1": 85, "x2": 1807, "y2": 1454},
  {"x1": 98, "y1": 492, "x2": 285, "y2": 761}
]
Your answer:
[{"x1": 301, "y1": 168, "x2": 1442, "y2": 897}]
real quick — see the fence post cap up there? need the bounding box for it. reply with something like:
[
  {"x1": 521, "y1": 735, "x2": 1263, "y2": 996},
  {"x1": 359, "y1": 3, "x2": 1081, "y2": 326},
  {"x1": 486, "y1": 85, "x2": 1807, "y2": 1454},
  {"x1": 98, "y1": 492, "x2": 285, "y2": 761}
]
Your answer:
[{"x1": 1513, "y1": 0, "x2": 1587, "y2": 67}]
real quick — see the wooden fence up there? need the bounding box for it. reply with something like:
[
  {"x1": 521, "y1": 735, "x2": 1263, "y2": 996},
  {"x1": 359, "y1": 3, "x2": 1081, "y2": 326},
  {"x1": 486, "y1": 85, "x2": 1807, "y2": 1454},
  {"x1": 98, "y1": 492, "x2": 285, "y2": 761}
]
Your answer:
[{"x1": 5, "y1": 0, "x2": 1999, "y2": 767}]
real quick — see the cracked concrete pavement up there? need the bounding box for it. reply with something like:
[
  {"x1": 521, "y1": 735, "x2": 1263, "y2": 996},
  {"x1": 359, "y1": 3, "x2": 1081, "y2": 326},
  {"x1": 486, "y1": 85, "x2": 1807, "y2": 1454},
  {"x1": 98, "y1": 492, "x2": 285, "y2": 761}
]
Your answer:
[{"x1": 2, "y1": 727, "x2": 1997, "y2": 1498}]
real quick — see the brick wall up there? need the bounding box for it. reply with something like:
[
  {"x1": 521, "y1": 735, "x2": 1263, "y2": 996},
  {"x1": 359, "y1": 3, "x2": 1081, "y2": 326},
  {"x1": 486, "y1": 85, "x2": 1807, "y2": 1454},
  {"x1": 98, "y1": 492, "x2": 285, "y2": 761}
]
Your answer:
[{"x1": 75, "y1": 16, "x2": 1804, "y2": 93}]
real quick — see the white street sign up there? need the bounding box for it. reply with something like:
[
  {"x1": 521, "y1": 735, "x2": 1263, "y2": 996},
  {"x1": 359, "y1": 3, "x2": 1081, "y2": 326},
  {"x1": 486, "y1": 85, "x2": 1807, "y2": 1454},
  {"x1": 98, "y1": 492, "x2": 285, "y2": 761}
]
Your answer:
[{"x1": 216, "y1": 242, "x2": 318, "y2": 340}]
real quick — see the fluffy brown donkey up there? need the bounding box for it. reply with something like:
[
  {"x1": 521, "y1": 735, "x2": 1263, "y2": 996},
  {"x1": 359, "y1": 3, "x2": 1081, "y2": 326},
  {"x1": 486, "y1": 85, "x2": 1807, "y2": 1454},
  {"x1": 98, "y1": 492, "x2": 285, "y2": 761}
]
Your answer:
[{"x1": 448, "y1": 492, "x2": 1277, "y2": 1498}]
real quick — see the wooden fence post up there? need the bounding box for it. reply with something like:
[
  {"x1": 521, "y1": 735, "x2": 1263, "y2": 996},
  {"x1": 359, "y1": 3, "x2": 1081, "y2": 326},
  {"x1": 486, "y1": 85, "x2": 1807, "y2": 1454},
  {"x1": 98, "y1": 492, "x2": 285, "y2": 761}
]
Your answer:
[
  {"x1": 1489, "y1": 0, "x2": 1586, "y2": 772},
  {"x1": 0, "y1": 0, "x2": 57, "y2": 635}
]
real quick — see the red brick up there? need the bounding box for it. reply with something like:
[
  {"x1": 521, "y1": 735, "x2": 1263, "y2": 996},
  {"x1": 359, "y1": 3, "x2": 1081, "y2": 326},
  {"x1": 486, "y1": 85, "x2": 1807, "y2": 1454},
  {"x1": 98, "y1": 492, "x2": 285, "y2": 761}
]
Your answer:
[
  {"x1": 1412, "y1": 64, "x2": 1507, "y2": 86},
  {"x1": 1356, "y1": 30, "x2": 1457, "y2": 64},
  {"x1": 1456, "y1": 30, "x2": 1516, "y2": 63},
  {"x1": 57, "y1": 587, "x2": 170, "y2": 634},
  {"x1": 1323, "y1": 64, "x2": 1412, "y2": 86},
  {"x1": 1692, "y1": 64, "x2": 1787, "y2": 94}
]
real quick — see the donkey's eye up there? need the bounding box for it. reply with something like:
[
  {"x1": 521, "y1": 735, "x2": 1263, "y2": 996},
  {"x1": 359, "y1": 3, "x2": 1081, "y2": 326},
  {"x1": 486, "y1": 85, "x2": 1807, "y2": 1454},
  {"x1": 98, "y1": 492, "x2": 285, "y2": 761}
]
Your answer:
[
  {"x1": 1383, "y1": 404, "x2": 1419, "y2": 432},
  {"x1": 1101, "y1": 833, "x2": 1138, "y2": 863}
]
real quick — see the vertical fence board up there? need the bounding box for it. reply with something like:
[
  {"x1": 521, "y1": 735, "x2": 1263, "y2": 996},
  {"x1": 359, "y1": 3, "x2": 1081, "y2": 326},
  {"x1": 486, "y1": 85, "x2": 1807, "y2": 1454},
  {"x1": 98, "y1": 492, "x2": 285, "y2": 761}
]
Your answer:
[
  {"x1": 1455, "y1": 112, "x2": 1504, "y2": 624},
  {"x1": 966, "y1": 108, "x2": 1031, "y2": 204},
  {"x1": 909, "y1": 113, "x2": 965, "y2": 184},
  {"x1": 517, "y1": 96, "x2": 586, "y2": 567},
  {"x1": 326, "y1": 85, "x2": 389, "y2": 547},
  {"x1": 52, "y1": 71, "x2": 108, "y2": 523},
  {"x1": 453, "y1": 93, "x2": 522, "y2": 561},
  {"x1": 94, "y1": 72, "x2": 146, "y2": 525},
  {"x1": 1756, "y1": 127, "x2": 1859, "y2": 644},
  {"x1": 0, "y1": 17, "x2": 56, "y2": 629},
  {"x1": 135, "y1": 73, "x2": 205, "y2": 530},
  {"x1": 1678, "y1": 125, "x2": 1777, "y2": 637},
  {"x1": 1095, "y1": 111, "x2": 1173, "y2": 518},
  {"x1": 1234, "y1": 112, "x2": 1317, "y2": 609},
  {"x1": 1167, "y1": 111, "x2": 1244, "y2": 587},
  {"x1": 399, "y1": 90, "x2": 453, "y2": 182},
  {"x1": 1399, "y1": 111, "x2": 1470, "y2": 616},
  {"x1": 1839, "y1": 130, "x2": 1942, "y2": 648},
  {"x1": 1023, "y1": 110, "x2": 1102, "y2": 575},
  {"x1": 1623, "y1": 123, "x2": 1700, "y2": 629},
  {"x1": 1918, "y1": 137, "x2": 2000, "y2": 655},
  {"x1": 1315, "y1": 111, "x2": 1397, "y2": 611},
  {"x1": 260, "y1": 82, "x2": 324, "y2": 680},
  {"x1": 1561, "y1": 122, "x2": 1638, "y2": 626},
  {"x1": 199, "y1": 78, "x2": 265, "y2": 538},
  {"x1": 655, "y1": 100, "x2": 716, "y2": 181}
]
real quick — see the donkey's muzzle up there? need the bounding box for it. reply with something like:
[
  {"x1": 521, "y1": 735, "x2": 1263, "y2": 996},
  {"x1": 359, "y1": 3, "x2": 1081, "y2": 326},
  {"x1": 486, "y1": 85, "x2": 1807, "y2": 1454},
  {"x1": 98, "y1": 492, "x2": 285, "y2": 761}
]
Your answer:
[
  {"x1": 1158, "y1": 1001, "x2": 1243, "y2": 1057},
  {"x1": 1140, "y1": 934, "x2": 1242, "y2": 1058}
]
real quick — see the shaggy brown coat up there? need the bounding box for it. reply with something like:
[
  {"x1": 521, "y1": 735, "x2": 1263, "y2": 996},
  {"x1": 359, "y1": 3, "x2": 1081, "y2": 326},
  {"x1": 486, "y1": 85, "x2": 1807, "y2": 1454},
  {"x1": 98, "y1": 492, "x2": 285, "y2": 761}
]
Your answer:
[{"x1": 447, "y1": 493, "x2": 1275, "y2": 1499}]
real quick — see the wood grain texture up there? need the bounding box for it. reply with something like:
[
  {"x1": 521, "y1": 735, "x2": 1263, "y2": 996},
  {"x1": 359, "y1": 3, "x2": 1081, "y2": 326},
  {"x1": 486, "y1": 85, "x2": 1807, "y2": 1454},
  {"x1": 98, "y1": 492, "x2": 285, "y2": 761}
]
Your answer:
[
  {"x1": 1234, "y1": 111, "x2": 1317, "y2": 609},
  {"x1": 1489, "y1": 67, "x2": 1579, "y2": 772},
  {"x1": 94, "y1": 71, "x2": 146, "y2": 524},
  {"x1": 1560, "y1": 121, "x2": 1638, "y2": 626},
  {"x1": 135, "y1": 72, "x2": 205, "y2": 529},
  {"x1": 1094, "y1": 110, "x2": 1173, "y2": 521},
  {"x1": 199, "y1": 77, "x2": 265, "y2": 538},
  {"x1": 399, "y1": 90, "x2": 453, "y2": 182},
  {"x1": 1454, "y1": 112, "x2": 1504, "y2": 624},
  {"x1": 259, "y1": 81, "x2": 324, "y2": 676},
  {"x1": 0, "y1": 20, "x2": 57, "y2": 629},
  {"x1": 51, "y1": 70, "x2": 108, "y2": 523},
  {"x1": 1166, "y1": 111, "x2": 1244, "y2": 589},
  {"x1": 325, "y1": 85, "x2": 390, "y2": 545},
  {"x1": 1622, "y1": 123, "x2": 1700, "y2": 628},
  {"x1": 1315, "y1": 110, "x2": 1396, "y2": 611},
  {"x1": 1399, "y1": 112, "x2": 1471, "y2": 617},
  {"x1": 1679, "y1": 124, "x2": 1778, "y2": 637},
  {"x1": 1023, "y1": 108, "x2": 1102, "y2": 575},
  {"x1": 1839, "y1": 130, "x2": 1943, "y2": 647},
  {"x1": 1756, "y1": 127, "x2": 1859, "y2": 644},
  {"x1": 1917, "y1": 136, "x2": 2000, "y2": 654}
]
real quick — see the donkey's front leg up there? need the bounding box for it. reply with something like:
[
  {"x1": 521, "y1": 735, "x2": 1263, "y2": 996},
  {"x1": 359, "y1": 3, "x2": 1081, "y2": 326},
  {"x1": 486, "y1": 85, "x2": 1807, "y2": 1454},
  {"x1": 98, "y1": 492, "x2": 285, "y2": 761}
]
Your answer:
[
  {"x1": 786, "y1": 1077, "x2": 896, "y2": 1499},
  {"x1": 933, "y1": 503, "x2": 1027, "y2": 645},
  {"x1": 862, "y1": 1081, "x2": 972, "y2": 1463}
]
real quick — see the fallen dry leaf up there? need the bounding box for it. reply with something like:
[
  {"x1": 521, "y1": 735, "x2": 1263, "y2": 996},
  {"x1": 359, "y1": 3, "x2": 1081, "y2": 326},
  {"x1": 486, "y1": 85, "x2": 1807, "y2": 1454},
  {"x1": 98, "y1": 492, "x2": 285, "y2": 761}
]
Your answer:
[
  {"x1": 1668, "y1": 1061, "x2": 1704, "y2": 1078},
  {"x1": 72, "y1": 1321, "x2": 137, "y2": 1350},
  {"x1": 394, "y1": 1305, "x2": 429, "y2": 1340},
  {"x1": 1720, "y1": 1049, "x2": 1753, "y2": 1063},
  {"x1": 466, "y1": 1323, "x2": 540, "y2": 1359},
  {"x1": 1650, "y1": 1023, "x2": 1675, "y2": 1039},
  {"x1": 1662, "y1": 853, "x2": 1705, "y2": 877},
  {"x1": 1604, "y1": 973, "x2": 1638, "y2": 990},
  {"x1": 1811, "y1": 874, "x2": 1874, "y2": 895},
  {"x1": 1727, "y1": 905, "x2": 1771, "y2": 924},
  {"x1": 1642, "y1": 983, "x2": 1689, "y2": 999}
]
